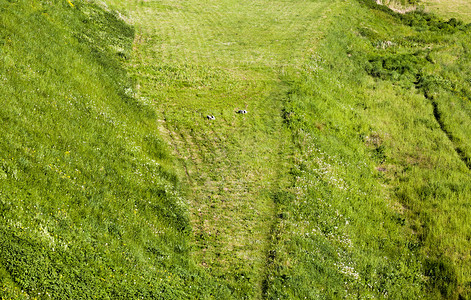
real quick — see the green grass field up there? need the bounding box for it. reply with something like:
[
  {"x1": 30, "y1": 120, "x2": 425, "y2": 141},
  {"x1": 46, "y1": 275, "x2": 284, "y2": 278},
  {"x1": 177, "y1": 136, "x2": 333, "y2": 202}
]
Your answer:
[
  {"x1": 1, "y1": 0, "x2": 471, "y2": 298},
  {"x1": 106, "y1": 0, "x2": 337, "y2": 297},
  {"x1": 423, "y1": 0, "x2": 471, "y2": 22}
]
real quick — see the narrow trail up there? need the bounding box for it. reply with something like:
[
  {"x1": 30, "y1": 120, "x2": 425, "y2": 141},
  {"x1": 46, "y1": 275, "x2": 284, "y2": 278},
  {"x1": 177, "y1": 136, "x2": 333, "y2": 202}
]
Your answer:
[
  {"x1": 111, "y1": 0, "x2": 334, "y2": 297},
  {"x1": 428, "y1": 96, "x2": 471, "y2": 170}
]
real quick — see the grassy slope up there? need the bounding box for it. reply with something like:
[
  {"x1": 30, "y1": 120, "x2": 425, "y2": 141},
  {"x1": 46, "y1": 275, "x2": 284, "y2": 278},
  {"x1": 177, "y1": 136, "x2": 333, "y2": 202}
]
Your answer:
[
  {"x1": 0, "y1": 0, "x2": 222, "y2": 298},
  {"x1": 1, "y1": 0, "x2": 471, "y2": 299},
  {"x1": 265, "y1": 1, "x2": 471, "y2": 298},
  {"x1": 109, "y1": 0, "x2": 471, "y2": 298}
]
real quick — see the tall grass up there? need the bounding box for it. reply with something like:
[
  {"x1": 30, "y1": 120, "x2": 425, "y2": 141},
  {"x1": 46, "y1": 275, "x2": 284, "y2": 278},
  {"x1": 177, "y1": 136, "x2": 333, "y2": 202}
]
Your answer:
[
  {"x1": 264, "y1": 0, "x2": 471, "y2": 298},
  {"x1": 0, "y1": 0, "x2": 228, "y2": 298}
]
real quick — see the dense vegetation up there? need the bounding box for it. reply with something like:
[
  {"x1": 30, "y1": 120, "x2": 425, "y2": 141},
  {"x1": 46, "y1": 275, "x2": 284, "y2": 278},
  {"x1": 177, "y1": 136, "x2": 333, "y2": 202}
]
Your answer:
[
  {"x1": 265, "y1": 1, "x2": 471, "y2": 298},
  {"x1": 1, "y1": 0, "x2": 470, "y2": 299}
]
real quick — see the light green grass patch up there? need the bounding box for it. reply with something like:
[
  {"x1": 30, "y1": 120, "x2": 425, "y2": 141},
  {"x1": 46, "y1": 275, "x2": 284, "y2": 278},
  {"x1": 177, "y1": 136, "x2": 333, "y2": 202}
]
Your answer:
[{"x1": 422, "y1": 0, "x2": 471, "y2": 22}]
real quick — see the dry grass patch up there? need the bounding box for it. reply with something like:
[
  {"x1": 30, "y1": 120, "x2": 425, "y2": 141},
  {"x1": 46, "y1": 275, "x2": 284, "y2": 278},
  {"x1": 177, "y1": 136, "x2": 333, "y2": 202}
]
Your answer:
[{"x1": 422, "y1": 0, "x2": 471, "y2": 22}]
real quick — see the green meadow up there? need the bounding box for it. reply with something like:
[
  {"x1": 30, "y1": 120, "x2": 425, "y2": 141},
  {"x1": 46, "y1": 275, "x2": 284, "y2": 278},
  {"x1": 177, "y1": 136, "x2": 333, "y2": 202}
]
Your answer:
[
  {"x1": 1, "y1": 0, "x2": 470, "y2": 299},
  {"x1": 423, "y1": 0, "x2": 471, "y2": 22}
]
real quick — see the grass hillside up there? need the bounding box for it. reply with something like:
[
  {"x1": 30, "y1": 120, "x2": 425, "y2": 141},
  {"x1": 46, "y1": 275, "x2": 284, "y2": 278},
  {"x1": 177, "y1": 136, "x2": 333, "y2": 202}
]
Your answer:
[
  {"x1": 1, "y1": 0, "x2": 471, "y2": 299},
  {"x1": 0, "y1": 0, "x2": 223, "y2": 298},
  {"x1": 267, "y1": 1, "x2": 471, "y2": 298}
]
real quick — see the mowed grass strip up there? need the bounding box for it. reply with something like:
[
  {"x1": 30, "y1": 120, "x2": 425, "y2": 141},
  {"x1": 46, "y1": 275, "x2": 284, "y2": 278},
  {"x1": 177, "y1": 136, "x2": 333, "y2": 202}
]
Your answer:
[{"x1": 107, "y1": 0, "x2": 334, "y2": 297}]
